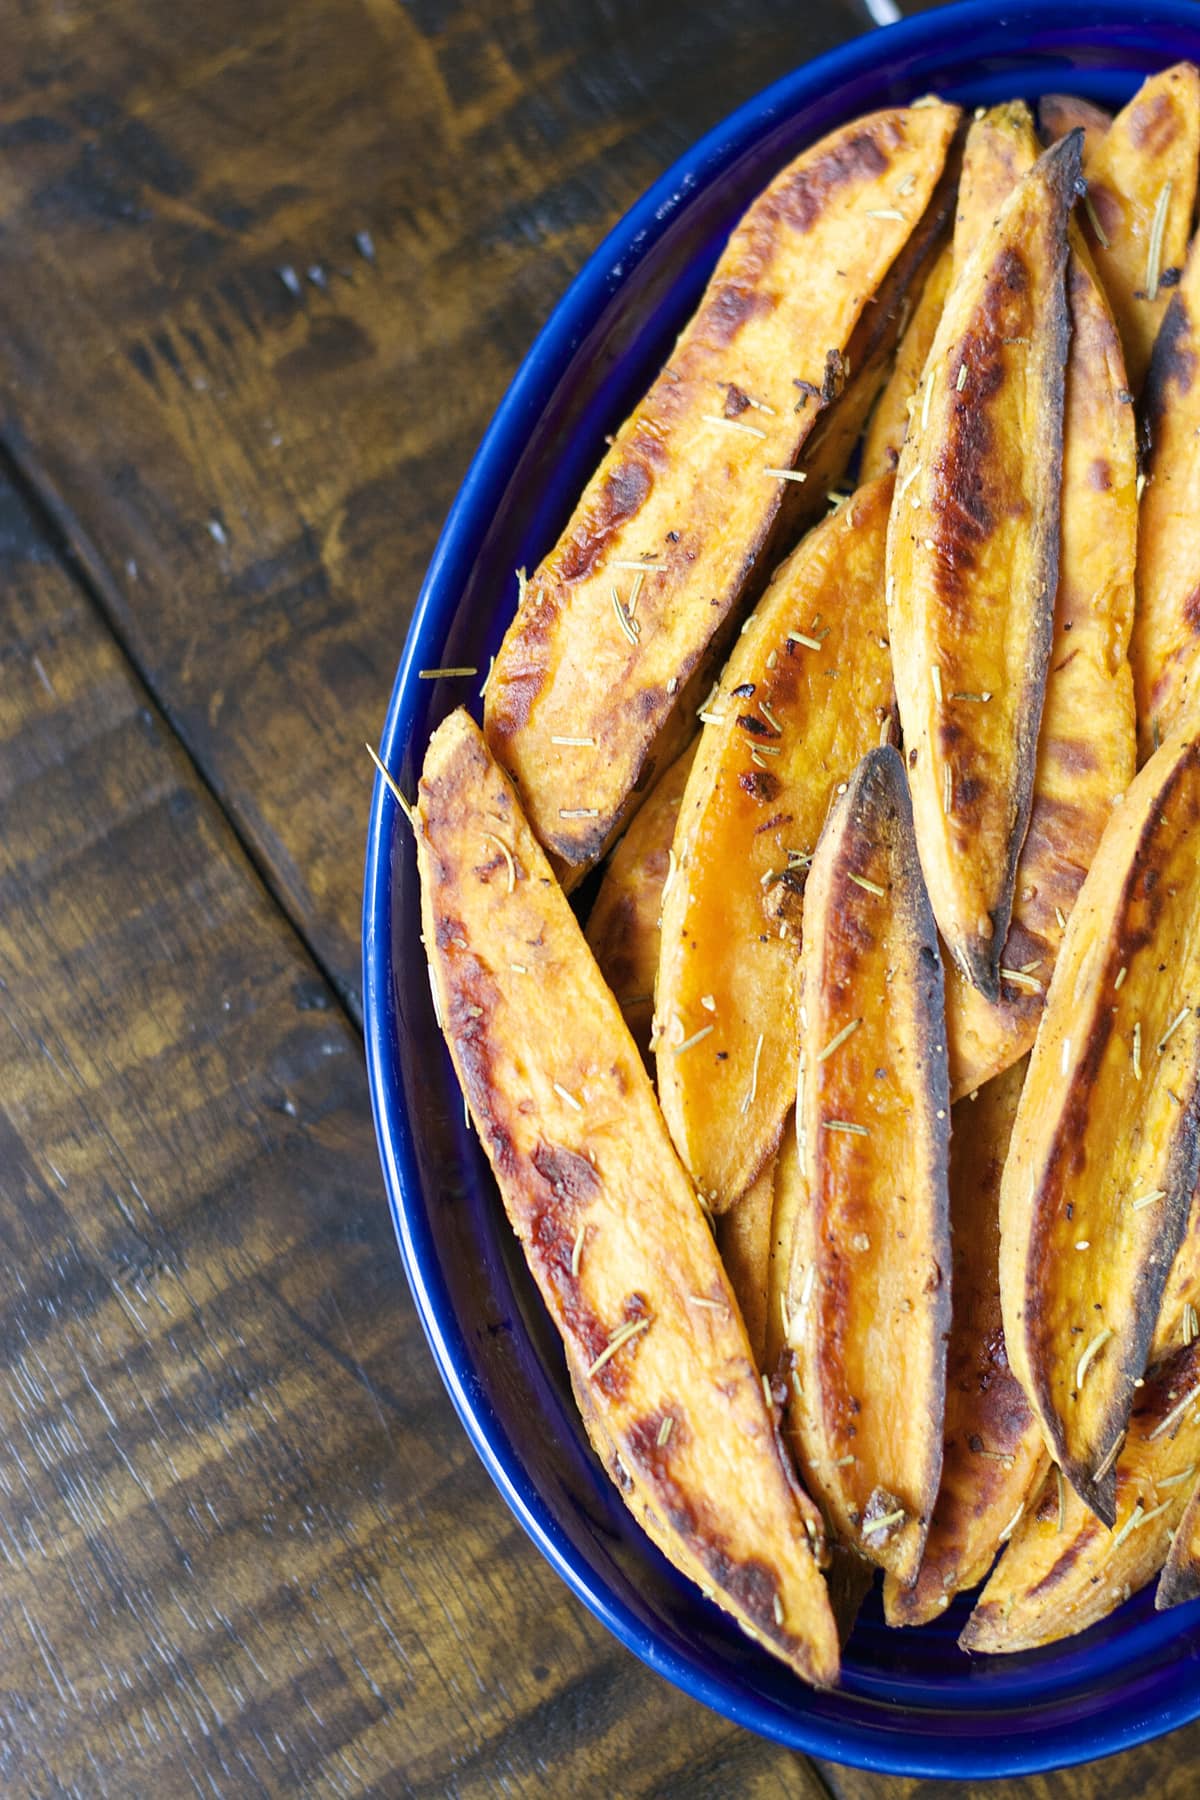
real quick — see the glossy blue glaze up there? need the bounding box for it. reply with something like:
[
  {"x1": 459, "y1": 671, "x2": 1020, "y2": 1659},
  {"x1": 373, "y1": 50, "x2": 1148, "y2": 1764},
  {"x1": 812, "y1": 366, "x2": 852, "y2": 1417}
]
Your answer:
[{"x1": 363, "y1": 1, "x2": 1200, "y2": 1773}]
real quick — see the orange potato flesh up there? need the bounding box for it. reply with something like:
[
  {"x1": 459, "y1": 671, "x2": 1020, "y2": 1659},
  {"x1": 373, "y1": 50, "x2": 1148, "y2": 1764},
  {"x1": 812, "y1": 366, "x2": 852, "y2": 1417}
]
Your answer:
[
  {"x1": 962, "y1": 1344, "x2": 1200, "y2": 1651},
  {"x1": 585, "y1": 741, "x2": 696, "y2": 1062},
  {"x1": 1077, "y1": 63, "x2": 1200, "y2": 394},
  {"x1": 938, "y1": 108, "x2": 1136, "y2": 1095},
  {"x1": 999, "y1": 728, "x2": 1200, "y2": 1525},
  {"x1": 782, "y1": 746, "x2": 951, "y2": 1586},
  {"x1": 1131, "y1": 229, "x2": 1200, "y2": 759},
  {"x1": 715, "y1": 1158, "x2": 777, "y2": 1371},
  {"x1": 483, "y1": 103, "x2": 959, "y2": 881},
  {"x1": 416, "y1": 708, "x2": 839, "y2": 1684},
  {"x1": 886, "y1": 133, "x2": 1078, "y2": 1001},
  {"x1": 885, "y1": 1059, "x2": 1046, "y2": 1625},
  {"x1": 655, "y1": 475, "x2": 897, "y2": 1211},
  {"x1": 860, "y1": 241, "x2": 953, "y2": 481}
]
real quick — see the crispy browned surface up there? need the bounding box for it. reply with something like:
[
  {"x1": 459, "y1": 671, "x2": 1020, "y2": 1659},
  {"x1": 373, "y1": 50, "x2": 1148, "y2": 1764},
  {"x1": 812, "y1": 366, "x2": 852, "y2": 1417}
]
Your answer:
[
  {"x1": 999, "y1": 729, "x2": 1200, "y2": 1525},
  {"x1": 1039, "y1": 93, "x2": 1114, "y2": 159},
  {"x1": 484, "y1": 103, "x2": 959, "y2": 878},
  {"x1": 416, "y1": 708, "x2": 839, "y2": 1684},
  {"x1": 1079, "y1": 63, "x2": 1200, "y2": 393},
  {"x1": 1158, "y1": 1467, "x2": 1200, "y2": 1606},
  {"x1": 656, "y1": 476, "x2": 897, "y2": 1209},
  {"x1": 799, "y1": 160, "x2": 959, "y2": 502},
  {"x1": 940, "y1": 111, "x2": 1137, "y2": 1095},
  {"x1": 886, "y1": 133, "x2": 1078, "y2": 1002},
  {"x1": 885, "y1": 1060, "x2": 1045, "y2": 1625},
  {"x1": 586, "y1": 741, "x2": 697, "y2": 1060},
  {"x1": 861, "y1": 241, "x2": 953, "y2": 480},
  {"x1": 1132, "y1": 229, "x2": 1200, "y2": 758},
  {"x1": 781, "y1": 746, "x2": 951, "y2": 1586},
  {"x1": 716, "y1": 1159, "x2": 777, "y2": 1370},
  {"x1": 962, "y1": 1344, "x2": 1200, "y2": 1651}
]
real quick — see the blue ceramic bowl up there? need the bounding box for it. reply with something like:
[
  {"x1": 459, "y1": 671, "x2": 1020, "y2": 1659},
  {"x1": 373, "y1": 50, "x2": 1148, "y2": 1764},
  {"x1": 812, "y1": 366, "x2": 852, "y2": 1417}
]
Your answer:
[{"x1": 364, "y1": 0, "x2": 1200, "y2": 1774}]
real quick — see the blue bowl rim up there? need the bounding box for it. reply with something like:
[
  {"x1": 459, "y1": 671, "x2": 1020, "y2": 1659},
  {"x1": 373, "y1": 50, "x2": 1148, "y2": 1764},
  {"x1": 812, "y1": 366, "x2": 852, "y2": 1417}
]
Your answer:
[{"x1": 363, "y1": 0, "x2": 1200, "y2": 1775}]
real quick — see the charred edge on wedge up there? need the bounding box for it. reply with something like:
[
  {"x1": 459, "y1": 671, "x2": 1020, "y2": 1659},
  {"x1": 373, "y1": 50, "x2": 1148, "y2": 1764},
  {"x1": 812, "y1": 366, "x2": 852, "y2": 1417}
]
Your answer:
[{"x1": 1025, "y1": 743, "x2": 1200, "y2": 1523}]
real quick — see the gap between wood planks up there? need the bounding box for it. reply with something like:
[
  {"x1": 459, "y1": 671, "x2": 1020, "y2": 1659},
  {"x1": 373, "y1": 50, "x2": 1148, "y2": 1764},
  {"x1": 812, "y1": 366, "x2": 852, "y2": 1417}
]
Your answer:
[{"x1": 0, "y1": 427, "x2": 366, "y2": 1033}]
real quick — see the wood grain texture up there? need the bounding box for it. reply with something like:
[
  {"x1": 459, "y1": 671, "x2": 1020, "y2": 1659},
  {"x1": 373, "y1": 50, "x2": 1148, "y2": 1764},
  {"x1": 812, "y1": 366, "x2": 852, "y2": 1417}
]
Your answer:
[
  {"x1": 3, "y1": 0, "x2": 1200, "y2": 1789},
  {"x1": 0, "y1": 0, "x2": 868, "y2": 1016},
  {"x1": 0, "y1": 470, "x2": 832, "y2": 1794}
]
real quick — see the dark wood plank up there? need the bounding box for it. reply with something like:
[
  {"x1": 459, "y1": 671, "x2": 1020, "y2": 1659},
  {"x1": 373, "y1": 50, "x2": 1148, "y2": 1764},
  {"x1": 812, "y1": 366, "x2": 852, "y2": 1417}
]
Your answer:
[
  {"x1": 820, "y1": 1737, "x2": 1200, "y2": 1800},
  {"x1": 0, "y1": 472, "x2": 835, "y2": 1793},
  {"x1": 0, "y1": 0, "x2": 867, "y2": 1015}
]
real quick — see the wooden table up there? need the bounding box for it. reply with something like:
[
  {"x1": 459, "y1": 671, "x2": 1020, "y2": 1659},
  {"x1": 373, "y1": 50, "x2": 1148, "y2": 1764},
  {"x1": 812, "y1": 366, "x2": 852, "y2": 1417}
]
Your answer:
[{"x1": 0, "y1": 0, "x2": 1195, "y2": 1791}]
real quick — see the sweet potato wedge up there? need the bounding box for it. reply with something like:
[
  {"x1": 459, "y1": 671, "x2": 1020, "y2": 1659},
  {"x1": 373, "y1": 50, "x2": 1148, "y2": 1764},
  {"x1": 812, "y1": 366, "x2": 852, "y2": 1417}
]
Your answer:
[
  {"x1": 416, "y1": 708, "x2": 839, "y2": 1683},
  {"x1": 886, "y1": 132, "x2": 1078, "y2": 1001},
  {"x1": 586, "y1": 741, "x2": 696, "y2": 1060},
  {"x1": 655, "y1": 475, "x2": 897, "y2": 1210},
  {"x1": 795, "y1": 160, "x2": 959, "y2": 504},
  {"x1": 938, "y1": 109, "x2": 1137, "y2": 1095},
  {"x1": 860, "y1": 240, "x2": 953, "y2": 481},
  {"x1": 952, "y1": 101, "x2": 1046, "y2": 274},
  {"x1": 999, "y1": 727, "x2": 1200, "y2": 1524},
  {"x1": 780, "y1": 746, "x2": 951, "y2": 1585},
  {"x1": 1077, "y1": 63, "x2": 1200, "y2": 394},
  {"x1": 714, "y1": 1159, "x2": 777, "y2": 1373},
  {"x1": 961, "y1": 1344, "x2": 1200, "y2": 1651},
  {"x1": 1131, "y1": 229, "x2": 1200, "y2": 759},
  {"x1": 1151, "y1": 1189, "x2": 1200, "y2": 1364},
  {"x1": 1157, "y1": 1465, "x2": 1200, "y2": 1607},
  {"x1": 1038, "y1": 93, "x2": 1113, "y2": 161},
  {"x1": 884, "y1": 1060, "x2": 1046, "y2": 1625},
  {"x1": 483, "y1": 102, "x2": 960, "y2": 880}
]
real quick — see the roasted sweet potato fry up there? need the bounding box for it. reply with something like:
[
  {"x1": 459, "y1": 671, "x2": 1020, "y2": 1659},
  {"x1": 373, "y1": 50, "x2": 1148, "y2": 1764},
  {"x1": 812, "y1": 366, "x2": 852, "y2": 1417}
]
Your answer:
[
  {"x1": 656, "y1": 476, "x2": 897, "y2": 1210},
  {"x1": 715, "y1": 1159, "x2": 776, "y2": 1371},
  {"x1": 797, "y1": 165, "x2": 958, "y2": 501},
  {"x1": 780, "y1": 746, "x2": 951, "y2": 1586},
  {"x1": 1151, "y1": 1192, "x2": 1200, "y2": 1364},
  {"x1": 861, "y1": 241, "x2": 953, "y2": 480},
  {"x1": 1158, "y1": 1465, "x2": 1200, "y2": 1607},
  {"x1": 1000, "y1": 727, "x2": 1200, "y2": 1524},
  {"x1": 885, "y1": 1060, "x2": 1046, "y2": 1625},
  {"x1": 484, "y1": 102, "x2": 960, "y2": 880},
  {"x1": 586, "y1": 741, "x2": 696, "y2": 1060},
  {"x1": 938, "y1": 108, "x2": 1136, "y2": 1095},
  {"x1": 1131, "y1": 229, "x2": 1200, "y2": 759},
  {"x1": 962, "y1": 1344, "x2": 1200, "y2": 1651},
  {"x1": 952, "y1": 101, "x2": 1045, "y2": 273},
  {"x1": 886, "y1": 132, "x2": 1078, "y2": 1001},
  {"x1": 1038, "y1": 93, "x2": 1113, "y2": 160},
  {"x1": 1077, "y1": 63, "x2": 1200, "y2": 393},
  {"x1": 416, "y1": 708, "x2": 839, "y2": 1684}
]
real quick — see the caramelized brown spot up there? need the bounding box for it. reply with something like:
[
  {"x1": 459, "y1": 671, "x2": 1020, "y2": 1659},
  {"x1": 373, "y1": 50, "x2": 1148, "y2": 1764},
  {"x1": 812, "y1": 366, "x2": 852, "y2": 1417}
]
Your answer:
[
  {"x1": 532, "y1": 1141, "x2": 602, "y2": 1204},
  {"x1": 558, "y1": 460, "x2": 653, "y2": 584},
  {"x1": 739, "y1": 768, "x2": 781, "y2": 804},
  {"x1": 930, "y1": 250, "x2": 1031, "y2": 611},
  {"x1": 1129, "y1": 90, "x2": 1183, "y2": 155},
  {"x1": 1050, "y1": 736, "x2": 1100, "y2": 778},
  {"x1": 1145, "y1": 293, "x2": 1197, "y2": 455},
  {"x1": 772, "y1": 125, "x2": 897, "y2": 234},
  {"x1": 701, "y1": 283, "x2": 774, "y2": 346}
]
